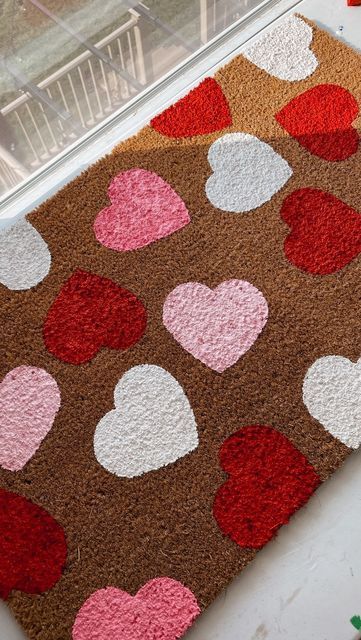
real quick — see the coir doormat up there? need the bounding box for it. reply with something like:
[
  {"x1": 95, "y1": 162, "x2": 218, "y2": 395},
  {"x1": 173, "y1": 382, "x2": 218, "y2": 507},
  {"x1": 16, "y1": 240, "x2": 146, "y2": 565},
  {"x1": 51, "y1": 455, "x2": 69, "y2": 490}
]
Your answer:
[{"x1": 1, "y1": 13, "x2": 361, "y2": 640}]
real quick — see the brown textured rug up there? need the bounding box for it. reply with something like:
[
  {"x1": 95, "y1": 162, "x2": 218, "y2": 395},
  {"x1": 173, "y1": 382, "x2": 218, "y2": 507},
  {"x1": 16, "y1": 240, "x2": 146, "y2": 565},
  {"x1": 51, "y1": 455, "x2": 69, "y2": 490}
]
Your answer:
[{"x1": 1, "y1": 13, "x2": 361, "y2": 640}]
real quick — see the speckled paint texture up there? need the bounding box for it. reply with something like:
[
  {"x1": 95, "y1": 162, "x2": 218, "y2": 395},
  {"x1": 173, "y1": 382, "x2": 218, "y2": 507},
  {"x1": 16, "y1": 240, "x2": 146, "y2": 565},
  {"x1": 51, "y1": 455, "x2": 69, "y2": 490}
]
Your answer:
[
  {"x1": 72, "y1": 578, "x2": 200, "y2": 640},
  {"x1": 0, "y1": 14, "x2": 361, "y2": 640},
  {"x1": 0, "y1": 366, "x2": 61, "y2": 471},
  {"x1": 94, "y1": 365, "x2": 198, "y2": 477}
]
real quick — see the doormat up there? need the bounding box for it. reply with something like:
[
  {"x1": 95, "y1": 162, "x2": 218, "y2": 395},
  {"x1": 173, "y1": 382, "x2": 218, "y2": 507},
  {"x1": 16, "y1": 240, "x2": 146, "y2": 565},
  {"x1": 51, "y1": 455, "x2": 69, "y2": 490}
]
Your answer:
[{"x1": 1, "y1": 14, "x2": 361, "y2": 640}]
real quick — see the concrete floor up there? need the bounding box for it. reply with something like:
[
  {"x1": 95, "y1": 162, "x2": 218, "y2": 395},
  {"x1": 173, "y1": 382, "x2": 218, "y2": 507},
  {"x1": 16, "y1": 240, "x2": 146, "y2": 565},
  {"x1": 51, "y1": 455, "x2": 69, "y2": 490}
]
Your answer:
[{"x1": 1, "y1": 1, "x2": 361, "y2": 639}]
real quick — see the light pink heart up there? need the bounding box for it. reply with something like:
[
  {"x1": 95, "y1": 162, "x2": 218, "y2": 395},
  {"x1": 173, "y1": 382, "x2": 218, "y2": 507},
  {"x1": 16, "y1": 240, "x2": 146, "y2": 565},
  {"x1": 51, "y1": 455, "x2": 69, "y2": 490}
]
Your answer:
[
  {"x1": 94, "y1": 169, "x2": 190, "y2": 251},
  {"x1": 163, "y1": 280, "x2": 268, "y2": 372},
  {"x1": 0, "y1": 366, "x2": 61, "y2": 471},
  {"x1": 72, "y1": 577, "x2": 200, "y2": 640}
]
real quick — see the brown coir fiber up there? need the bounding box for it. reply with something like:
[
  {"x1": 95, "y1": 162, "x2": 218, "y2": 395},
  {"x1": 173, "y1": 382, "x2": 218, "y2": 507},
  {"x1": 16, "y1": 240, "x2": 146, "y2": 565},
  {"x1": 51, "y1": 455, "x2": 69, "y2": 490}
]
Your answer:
[{"x1": 1, "y1": 16, "x2": 361, "y2": 640}]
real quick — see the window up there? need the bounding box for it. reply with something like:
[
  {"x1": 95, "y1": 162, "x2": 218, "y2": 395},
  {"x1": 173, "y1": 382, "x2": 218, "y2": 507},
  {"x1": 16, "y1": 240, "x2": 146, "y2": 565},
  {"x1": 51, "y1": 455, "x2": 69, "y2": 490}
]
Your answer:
[{"x1": 0, "y1": 0, "x2": 277, "y2": 204}]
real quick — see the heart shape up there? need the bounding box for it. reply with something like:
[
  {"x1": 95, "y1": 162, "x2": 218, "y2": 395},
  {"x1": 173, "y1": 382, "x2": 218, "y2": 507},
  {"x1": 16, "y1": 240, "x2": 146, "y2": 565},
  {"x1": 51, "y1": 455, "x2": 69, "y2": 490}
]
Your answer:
[
  {"x1": 205, "y1": 133, "x2": 292, "y2": 212},
  {"x1": 43, "y1": 270, "x2": 147, "y2": 364},
  {"x1": 303, "y1": 355, "x2": 361, "y2": 448},
  {"x1": 0, "y1": 366, "x2": 61, "y2": 471},
  {"x1": 243, "y1": 15, "x2": 318, "y2": 81},
  {"x1": 150, "y1": 77, "x2": 232, "y2": 137},
  {"x1": 72, "y1": 578, "x2": 200, "y2": 640},
  {"x1": 163, "y1": 280, "x2": 268, "y2": 372},
  {"x1": 213, "y1": 425, "x2": 320, "y2": 549},
  {"x1": 275, "y1": 84, "x2": 359, "y2": 161},
  {"x1": 0, "y1": 488, "x2": 67, "y2": 599},
  {"x1": 94, "y1": 169, "x2": 190, "y2": 252},
  {"x1": 0, "y1": 219, "x2": 51, "y2": 290},
  {"x1": 281, "y1": 188, "x2": 361, "y2": 274},
  {"x1": 94, "y1": 365, "x2": 198, "y2": 478}
]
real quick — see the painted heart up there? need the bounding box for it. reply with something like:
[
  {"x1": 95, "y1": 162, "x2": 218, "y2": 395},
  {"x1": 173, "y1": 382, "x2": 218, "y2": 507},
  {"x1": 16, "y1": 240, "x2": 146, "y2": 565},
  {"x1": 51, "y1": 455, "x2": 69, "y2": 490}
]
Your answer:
[
  {"x1": 243, "y1": 15, "x2": 318, "y2": 81},
  {"x1": 213, "y1": 425, "x2": 320, "y2": 549},
  {"x1": 0, "y1": 366, "x2": 61, "y2": 471},
  {"x1": 163, "y1": 280, "x2": 268, "y2": 372},
  {"x1": 43, "y1": 269, "x2": 147, "y2": 364},
  {"x1": 94, "y1": 169, "x2": 190, "y2": 252},
  {"x1": 303, "y1": 355, "x2": 361, "y2": 448},
  {"x1": 205, "y1": 133, "x2": 292, "y2": 212},
  {"x1": 72, "y1": 577, "x2": 200, "y2": 640},
  {"x1": 276, "y1": 84, "x2": 359, "y2": 161},
  {"x1": 281, "y1": 188, "x2": 361, "y2": 274},
  {"x1": 150, "y1": 77, "x2": 232, "y2": 137},
  {"x1": 0, "y1": 488, "x2": 67, "y2": 599},
  {"x1": 94, "y1": 365, "x2": 198, "y2": 478},
  {"x1": 0, "y1": 219, "x2": 51, "y2": 290}
]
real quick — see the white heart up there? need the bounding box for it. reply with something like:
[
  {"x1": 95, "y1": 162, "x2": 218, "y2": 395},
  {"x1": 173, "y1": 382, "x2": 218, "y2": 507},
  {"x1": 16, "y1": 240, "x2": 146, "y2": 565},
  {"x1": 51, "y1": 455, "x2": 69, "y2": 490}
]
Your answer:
[
  {"x1": 243, "y1": 15, "x2": 318, "y2": 81},
  {"x1": 0, "y1": 219, "x2": 51, "y2": 290},
  {"x1": 94, "y1": 365, "x2": 199, "y2": 478},
  {"x1": 303, "y1": 356, "x2": 361, "y2": 448},
  {"x1": 206, "y1": 133, "x2": 292, "y2": 212}
]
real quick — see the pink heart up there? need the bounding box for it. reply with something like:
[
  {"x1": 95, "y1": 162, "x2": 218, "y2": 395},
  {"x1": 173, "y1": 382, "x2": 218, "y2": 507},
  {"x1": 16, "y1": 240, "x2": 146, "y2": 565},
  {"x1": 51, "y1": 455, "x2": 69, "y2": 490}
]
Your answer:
[
  {"x1": 94, "y1": 169, "x2": 190, "y2": 251},
  {"x1": 163, "y1": 280, "x2": 268, "y2": 372},
  {"x1": 72, "y1": 577, "x2": 200, "y2": 640},
  {"x1": 0, "y1": 366, "x2": 61, "y2": 471}
]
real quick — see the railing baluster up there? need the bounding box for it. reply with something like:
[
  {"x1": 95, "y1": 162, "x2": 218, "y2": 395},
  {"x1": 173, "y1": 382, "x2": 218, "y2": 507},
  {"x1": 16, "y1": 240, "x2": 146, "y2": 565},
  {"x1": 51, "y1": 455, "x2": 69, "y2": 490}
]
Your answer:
[
  {"x1": 25, "y1": 103, "x2": 49, "y2": 157},
  {"x1": 117, "y1": 39, "x2": 130, "y2": 99},
  {"x1": 47, "y1": 86, "x2": 65, "y2": 134},
  {"x1": 106, "y1": 43, "x2": 120, "y2": 104},
  {"x1": 133, "y1": 25, "x2": 147, "y2": 86},
  {"x1": 67, "y1": 72, "x2": 86, "y2": 127},
  {"x1": 99, "y1": 60, "x2": 112, "y2": 110},
  {"x1": 127, "y1": 30, "x2": 137, "y2": 82},
  {"x1": 78, "y1": 66, "x2": 94, "y2": 124},
  {"x1": 39, "y1": 103, "x2": 59, "y2": 150},
  {"x1": 87, "y1": 59, "x2": 104, "y2": 117},
  {"x1": 14, "y1": 111, "x2": 40, "y2": 163}
]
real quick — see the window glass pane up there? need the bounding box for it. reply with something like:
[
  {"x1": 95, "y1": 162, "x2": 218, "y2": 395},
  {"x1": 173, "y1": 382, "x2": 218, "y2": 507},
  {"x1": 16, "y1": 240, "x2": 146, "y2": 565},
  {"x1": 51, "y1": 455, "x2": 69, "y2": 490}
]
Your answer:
[{"x1": 0, "y1": 0, "x2": 269, "y2": 200}]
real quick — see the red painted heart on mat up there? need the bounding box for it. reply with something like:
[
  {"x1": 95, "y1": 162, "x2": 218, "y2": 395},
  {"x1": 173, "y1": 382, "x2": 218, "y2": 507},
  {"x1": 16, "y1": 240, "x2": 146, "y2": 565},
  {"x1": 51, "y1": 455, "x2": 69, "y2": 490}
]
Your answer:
[
  {"x1": 0, "y1": 488, "x2": 66, "y2": 599},
  {"x1": 150, "y1": 78, "x2": 232, "y2": 138},
  {"x1": 275, "y1": 84, "x2": 359, "y2": 161},
  {"x1": 281, "y1": 188, "x2": 361, "y2": 275},
  {"x1": 213, "y1": 426, "x2": 320, "y2": 549},
  {"x1": 43, "y1": 270, "x2": 147, "y2": 364}
]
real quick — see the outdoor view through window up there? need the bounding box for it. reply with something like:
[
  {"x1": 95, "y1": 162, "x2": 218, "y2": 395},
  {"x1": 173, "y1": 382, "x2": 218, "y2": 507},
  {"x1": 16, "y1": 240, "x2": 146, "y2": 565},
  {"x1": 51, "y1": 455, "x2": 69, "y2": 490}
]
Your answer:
[{"x1": 0, "y1": 0, "x2": 265, "y2": 201}]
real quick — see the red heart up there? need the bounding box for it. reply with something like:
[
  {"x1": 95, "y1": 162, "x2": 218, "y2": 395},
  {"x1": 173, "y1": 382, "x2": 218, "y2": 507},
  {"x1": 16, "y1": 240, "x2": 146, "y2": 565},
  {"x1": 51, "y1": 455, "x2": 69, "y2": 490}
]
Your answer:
[
  {"x1": 213, "y1": 426, "x2": 320, "y2": 549},
  {"x1": 43, "y1": 270, "x2": 147, "y2": 364},
  {"x1": 275, "y1": 84, "x2": 359, "y2": 161},
  {"x1": 348, "y1": 0, "x2": 361, "y2": 5},
  {"x1": 0, "y1": 488, "x2": 66, "y2": 599},
  {"x1": 150, "y1": 78, "x2": 232, "y2": 138},
  {"x1": 281, "y1": 188, "x2": 361, "y2": 275}
]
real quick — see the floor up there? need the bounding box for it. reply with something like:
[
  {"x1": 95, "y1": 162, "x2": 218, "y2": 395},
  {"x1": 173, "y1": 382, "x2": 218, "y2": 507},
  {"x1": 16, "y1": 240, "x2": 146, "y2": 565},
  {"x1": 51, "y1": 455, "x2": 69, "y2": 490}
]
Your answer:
[{"x1": 1, "y1": 0, "x2": 361, "y2": 638}]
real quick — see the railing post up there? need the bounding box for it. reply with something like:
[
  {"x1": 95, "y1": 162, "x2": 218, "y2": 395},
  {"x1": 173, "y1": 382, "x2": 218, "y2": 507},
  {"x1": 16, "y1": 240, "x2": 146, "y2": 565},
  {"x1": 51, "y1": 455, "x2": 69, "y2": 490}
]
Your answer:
[
  {"x1": 200, "y1": 0, "x2": 214, "y2": 45},
  {"x1": 130, "y1": 10, "x2": 155, "y2": 85}
]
